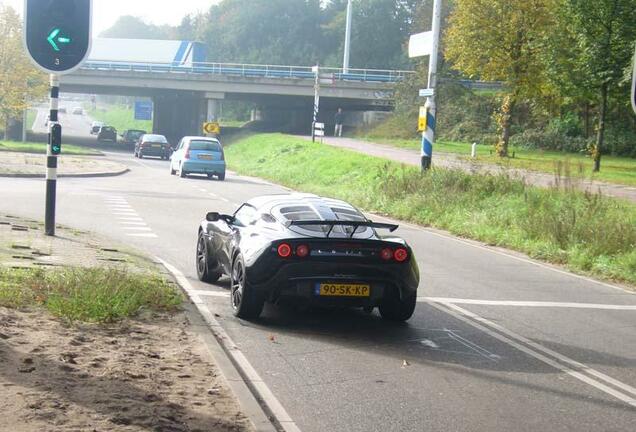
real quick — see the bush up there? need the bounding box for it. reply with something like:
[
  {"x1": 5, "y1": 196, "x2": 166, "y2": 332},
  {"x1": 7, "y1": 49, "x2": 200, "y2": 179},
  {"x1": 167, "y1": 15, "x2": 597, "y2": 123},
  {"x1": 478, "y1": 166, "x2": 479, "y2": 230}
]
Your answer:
[{"x1": 510, "y1": 129, "x2": 590, "y2": 153}]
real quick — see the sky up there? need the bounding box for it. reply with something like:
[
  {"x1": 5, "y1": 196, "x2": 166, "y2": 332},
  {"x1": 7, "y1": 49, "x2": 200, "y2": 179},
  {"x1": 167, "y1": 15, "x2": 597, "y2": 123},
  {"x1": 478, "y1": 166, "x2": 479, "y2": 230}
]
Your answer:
[{"x1": 3, "y1": 0, "x2": 219, "y2": 35}]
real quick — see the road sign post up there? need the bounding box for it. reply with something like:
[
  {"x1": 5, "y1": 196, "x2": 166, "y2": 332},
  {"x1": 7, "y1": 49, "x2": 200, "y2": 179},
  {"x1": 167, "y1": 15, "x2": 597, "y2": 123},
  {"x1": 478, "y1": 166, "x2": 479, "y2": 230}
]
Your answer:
[
  {"x1": 24, "y1": 0, "x2": 92, "y2": 236},
  {"x1": 312, "y1": 65, "x2": 320, "y2": 142},
  {"x1": 409, "y1": 0, "x2": 442, "y2": 172}
]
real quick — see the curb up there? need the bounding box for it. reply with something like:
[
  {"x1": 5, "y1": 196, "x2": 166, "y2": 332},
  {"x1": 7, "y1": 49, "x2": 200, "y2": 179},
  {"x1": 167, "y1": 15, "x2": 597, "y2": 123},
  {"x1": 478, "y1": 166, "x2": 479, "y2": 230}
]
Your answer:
[
  {"x1": 157, "y1": 259, "x2": 283, "y2": 432},
  {"x1": 0, "y1": 168, "x2": 130, "y2": 179}
]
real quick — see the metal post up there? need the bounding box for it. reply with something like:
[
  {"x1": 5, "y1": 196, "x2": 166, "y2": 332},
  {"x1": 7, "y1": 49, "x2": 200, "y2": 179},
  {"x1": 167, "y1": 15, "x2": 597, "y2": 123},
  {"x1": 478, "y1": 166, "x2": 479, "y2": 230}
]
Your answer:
[
  {"x1": 22, "y1": 108, "x2": 28, "y2": 142},
  {"x1": 343, "y1": 0, "x2": 353, "y2": 74},
  {"x1": 45, "y1": 74, "x2": 60, "y2": 236},
  {"x1": 312, "y1": 65, "x2": 320, "y2": 142},
  {"x1": 421, "y1": 0, "x2": 442, "y2": 171}
]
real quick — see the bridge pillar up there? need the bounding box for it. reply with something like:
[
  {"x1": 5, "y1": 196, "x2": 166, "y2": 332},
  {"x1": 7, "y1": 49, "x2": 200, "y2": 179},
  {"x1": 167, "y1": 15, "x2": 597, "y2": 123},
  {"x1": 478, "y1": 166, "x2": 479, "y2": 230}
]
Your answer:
[{"x1": 152, "y1": 92, "x2": 206, "y2": 145}]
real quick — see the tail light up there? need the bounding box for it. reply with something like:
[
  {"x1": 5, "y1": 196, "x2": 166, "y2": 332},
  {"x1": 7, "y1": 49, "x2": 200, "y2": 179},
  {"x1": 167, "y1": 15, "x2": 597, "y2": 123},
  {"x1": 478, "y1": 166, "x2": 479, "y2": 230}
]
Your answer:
[
  {"x1": 277, "y1": 243, "x2": 292, "y2": 258},
  {"x1": 394, "y1": 248, "x2": 409, "y2": 262},
  {"x1": 220, "y1": 151, "x2": 225, "y2": 161},
  {"x1": 184, "y1": 148, "x2": 191, "y2": 159},
  {"x1": 380, "y1": 248, "x2": 393, "y2": 261},
  {"x1": 296, "y1": 244, "x2": 309, "y2": 258}
]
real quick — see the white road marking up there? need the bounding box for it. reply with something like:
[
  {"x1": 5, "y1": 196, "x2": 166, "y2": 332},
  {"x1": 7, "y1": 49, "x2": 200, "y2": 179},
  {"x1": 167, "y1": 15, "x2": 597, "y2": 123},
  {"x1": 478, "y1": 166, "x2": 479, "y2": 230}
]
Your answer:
[
  {"x1": 421, "y1": 297, "x2": 636, "y2": 311},
  {"x1": 419, "y1": 339, "x2": 440, "y2": 349},
  {"x1": 191, "y1": 290, "x2": 230, "y2": 297},
  {"x1": 208, "y1": 192, "x2": 218, "y2": 197},
  {"x1": 428, "y1": 301, "x2": 636, "y2": 407},
  {"x1": 126, "y1": 233, "x2": 158, "y2": 238},
  {"x1": 116, "y1": 217, "x2": 144, "y2": 221},
  {"x1": 123, "y1": 227, "x2": 152, "y2": 231},
  {"x1": 120, "y1": 221, "x2": 148, "y2": 226},
  {"x1": 157, "y1": 259, "x2": 300, "y2": 432}
]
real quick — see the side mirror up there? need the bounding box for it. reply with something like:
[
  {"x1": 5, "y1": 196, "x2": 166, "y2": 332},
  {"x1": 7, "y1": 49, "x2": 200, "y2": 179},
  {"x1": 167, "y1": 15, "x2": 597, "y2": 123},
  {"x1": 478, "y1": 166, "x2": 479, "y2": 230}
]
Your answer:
[{"x1": 206, "y1": 212, "x2": 221, "y2": 222}]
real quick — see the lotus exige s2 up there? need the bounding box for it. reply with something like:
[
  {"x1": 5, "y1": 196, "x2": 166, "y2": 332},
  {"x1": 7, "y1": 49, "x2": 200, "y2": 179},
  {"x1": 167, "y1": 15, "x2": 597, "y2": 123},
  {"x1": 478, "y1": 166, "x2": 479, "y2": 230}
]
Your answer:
[{"x1": 196, "y1": 194, "x2": 420, "y2": 321}]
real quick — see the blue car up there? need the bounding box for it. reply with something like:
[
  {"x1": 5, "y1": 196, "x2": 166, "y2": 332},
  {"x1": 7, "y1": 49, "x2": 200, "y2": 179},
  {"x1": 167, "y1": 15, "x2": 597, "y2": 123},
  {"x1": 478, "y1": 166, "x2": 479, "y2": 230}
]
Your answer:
[{"x1": 170, "y1": 136, "x2": 226, "y2": 180}]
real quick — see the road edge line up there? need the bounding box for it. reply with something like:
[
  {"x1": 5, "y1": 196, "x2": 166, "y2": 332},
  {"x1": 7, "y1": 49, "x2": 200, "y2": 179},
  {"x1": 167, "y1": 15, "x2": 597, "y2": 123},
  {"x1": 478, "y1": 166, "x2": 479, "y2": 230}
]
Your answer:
[{"x1": 157, "y1": 257, "x2": 301, "y2": 432}]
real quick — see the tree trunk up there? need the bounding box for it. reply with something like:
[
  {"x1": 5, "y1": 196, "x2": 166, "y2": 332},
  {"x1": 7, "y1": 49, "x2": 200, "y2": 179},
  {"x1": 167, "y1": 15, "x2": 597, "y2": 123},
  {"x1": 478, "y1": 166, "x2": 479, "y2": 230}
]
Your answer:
[
  {"x1": 583, "y1": 102, "x2": 590, "y2": 138},
  {"x1": 496, "y1": 95, "x2": 515, "y2": 157},
  {"x1": 593, "y1": 83, "x2": 608, "y2": 173},
  {"x1": 3, "y1": 115, "x2": 9, "y2": 141}
]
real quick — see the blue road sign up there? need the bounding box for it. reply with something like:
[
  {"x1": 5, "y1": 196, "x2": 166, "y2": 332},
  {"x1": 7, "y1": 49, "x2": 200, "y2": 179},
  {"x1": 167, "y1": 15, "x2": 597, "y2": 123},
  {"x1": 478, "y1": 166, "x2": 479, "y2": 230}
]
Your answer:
[{"x1": 134, "y1": 101, "x2": 153, "y2": 121}]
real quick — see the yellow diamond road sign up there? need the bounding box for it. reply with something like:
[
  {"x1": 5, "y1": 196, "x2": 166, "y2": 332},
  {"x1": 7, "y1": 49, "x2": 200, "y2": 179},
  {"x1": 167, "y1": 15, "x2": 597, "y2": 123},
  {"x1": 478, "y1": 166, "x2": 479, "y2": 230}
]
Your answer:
[{"x1": 203, "y1": 121, "x2": 221, "y2": 135}]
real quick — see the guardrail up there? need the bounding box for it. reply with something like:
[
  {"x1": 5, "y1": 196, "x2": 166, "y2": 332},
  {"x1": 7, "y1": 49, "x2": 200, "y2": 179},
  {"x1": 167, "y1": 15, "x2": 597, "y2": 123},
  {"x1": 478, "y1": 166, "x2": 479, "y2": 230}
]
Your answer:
[{"x1": 80, "y1": 61, "x2": 414, "y2": 84}]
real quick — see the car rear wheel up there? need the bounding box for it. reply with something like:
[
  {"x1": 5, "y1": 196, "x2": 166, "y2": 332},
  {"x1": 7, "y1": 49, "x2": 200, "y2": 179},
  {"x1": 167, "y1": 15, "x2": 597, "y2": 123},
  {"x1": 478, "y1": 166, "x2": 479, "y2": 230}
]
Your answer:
[
  {"x1": 379, "y1": 291, "x2": 416, "y2": 322},
  {"x1": 196, "y1": 232, "x2": 221, "y2": 283},
  {"x1": 179, "y1": 166, "x2": 187, "y2": 178},
  {"x1": 138, "y1": 152, "x2": 143, "y2": 159},
  {"x1": 230, "y1": 255, "x2": 264, "y2": 319},
  {"x1": 218, "y1": 172, "x2": 226, "y2": 181},
  {"x1": 170, "y1": 164, "x2": 176, "y2": 175}
]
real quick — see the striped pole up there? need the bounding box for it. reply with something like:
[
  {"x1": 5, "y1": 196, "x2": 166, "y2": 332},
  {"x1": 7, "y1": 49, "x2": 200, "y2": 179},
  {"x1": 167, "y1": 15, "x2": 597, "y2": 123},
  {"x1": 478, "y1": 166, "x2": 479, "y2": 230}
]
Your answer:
[
  {"x1": 312, "y1": 65, "x2": 320, "y2": 142},
  {"x1": 421, "y1": 97, "x2": 435, "y2": 170},
  {"x1": 45, "y1": 74, "x2": 60, "y2": 236},
  {"x1": 421, "y1": 0, "x2": 441, "y2": 171}
]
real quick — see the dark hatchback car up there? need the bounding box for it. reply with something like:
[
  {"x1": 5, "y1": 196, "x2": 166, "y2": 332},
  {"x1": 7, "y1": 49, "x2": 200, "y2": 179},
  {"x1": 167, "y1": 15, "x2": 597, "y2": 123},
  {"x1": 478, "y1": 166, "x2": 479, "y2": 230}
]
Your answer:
[
  {"x1": 134, "y1": 134, "x2": 171, "y2": 159},
  {"x1": 196, "y1": 194, "x2": 420, "y2": 320},
  {"x1": 97, "y1": 126, "x2": 117, "y2": 142},
  {"x1": 120, "y1": 129, "x2": 146, "y2": 146}
]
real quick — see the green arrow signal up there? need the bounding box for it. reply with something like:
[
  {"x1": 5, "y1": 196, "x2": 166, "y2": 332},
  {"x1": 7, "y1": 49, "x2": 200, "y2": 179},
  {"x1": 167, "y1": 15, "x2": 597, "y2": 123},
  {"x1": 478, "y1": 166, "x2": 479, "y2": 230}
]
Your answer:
[{"x1": 47, "y1": 29, "x2": 71, "y2": 52}]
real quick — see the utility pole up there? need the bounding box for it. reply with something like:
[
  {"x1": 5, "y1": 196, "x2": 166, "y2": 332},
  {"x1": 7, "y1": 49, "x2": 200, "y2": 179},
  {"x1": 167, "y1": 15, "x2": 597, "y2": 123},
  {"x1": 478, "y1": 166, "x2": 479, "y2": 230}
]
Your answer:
[
  {"x1": 421, "y1": 0, "x2": 442, "y2": 171},
  {"x1": 343, "y1": 0, "x2": 353, "y2": 74}
]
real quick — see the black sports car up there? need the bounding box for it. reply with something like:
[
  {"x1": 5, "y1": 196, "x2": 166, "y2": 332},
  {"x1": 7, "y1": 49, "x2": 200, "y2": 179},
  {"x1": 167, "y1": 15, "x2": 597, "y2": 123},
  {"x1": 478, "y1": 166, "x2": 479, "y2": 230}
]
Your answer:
[{"x1": 196, "y1": 194, "x2": 420, "y2": 321}]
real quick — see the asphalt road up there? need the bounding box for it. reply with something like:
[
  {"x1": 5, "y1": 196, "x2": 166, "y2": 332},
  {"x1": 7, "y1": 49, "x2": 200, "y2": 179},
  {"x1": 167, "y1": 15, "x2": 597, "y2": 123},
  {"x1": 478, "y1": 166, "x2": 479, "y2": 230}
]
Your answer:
[{"x1": 3, "y1": 113, "x2": 636, "y2": 431}]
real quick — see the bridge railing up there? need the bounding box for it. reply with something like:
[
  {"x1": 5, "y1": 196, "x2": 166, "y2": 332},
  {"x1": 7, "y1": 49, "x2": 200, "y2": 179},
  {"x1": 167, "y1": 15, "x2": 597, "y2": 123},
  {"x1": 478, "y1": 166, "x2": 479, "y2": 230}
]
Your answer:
[{"x1": 81, "y1": 61, "x2": 414, "y2": 83}]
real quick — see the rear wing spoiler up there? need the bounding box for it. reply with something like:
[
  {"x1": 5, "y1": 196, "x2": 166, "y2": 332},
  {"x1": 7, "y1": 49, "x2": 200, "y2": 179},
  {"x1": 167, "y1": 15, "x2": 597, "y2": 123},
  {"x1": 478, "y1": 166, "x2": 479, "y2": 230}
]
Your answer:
[{"x1": 285, "y1": 220, "x2": 399, "y2": 238}]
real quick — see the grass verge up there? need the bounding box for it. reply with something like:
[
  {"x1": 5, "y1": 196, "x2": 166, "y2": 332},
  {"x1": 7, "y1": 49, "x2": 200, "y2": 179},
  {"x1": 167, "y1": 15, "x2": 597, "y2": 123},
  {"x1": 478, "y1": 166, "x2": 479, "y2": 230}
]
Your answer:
[
  {"x1": 88, "y1": 105, "x2": 153, "y2": 133},
  {"x1": 0, "y1": 140, "x2": 101, "y2": 156},
  {"x1": 357, "y1": 137, "x2": 636, "y2": 187},
  {"x1": 226, "y1": 133, "x2": 636, "y2": 286},
  {"x1": 0, "y1": 267, "x2": 182, "y2": 323}
]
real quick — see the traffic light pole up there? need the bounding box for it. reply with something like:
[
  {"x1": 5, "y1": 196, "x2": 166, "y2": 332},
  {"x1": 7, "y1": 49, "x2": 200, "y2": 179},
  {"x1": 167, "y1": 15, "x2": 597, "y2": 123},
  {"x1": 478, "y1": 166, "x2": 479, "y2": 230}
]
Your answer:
[{"x1": 45, "y1": 74, "x2": 60, "y2": 236}]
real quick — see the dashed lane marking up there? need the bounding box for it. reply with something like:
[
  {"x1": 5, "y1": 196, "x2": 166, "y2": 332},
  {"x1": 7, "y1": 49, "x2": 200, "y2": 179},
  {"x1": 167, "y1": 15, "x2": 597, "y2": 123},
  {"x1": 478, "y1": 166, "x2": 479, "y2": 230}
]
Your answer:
[
  {"x1": 105, "y1": 197, "x2": 158, "y2": 239},
  {"x1": 126, "y1": 233, "x2": 159, "y2": 238}
]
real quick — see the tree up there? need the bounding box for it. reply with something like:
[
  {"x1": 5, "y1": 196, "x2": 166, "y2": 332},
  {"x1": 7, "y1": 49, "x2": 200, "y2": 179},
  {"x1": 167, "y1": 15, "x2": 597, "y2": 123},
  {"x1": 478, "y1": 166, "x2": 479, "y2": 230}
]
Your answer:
[
  {"x1": 0, "y1": 5, "x2": 46, "y2": 139},
  {"x1": 100, "y1": 16, "x2": 177, "y2": 40},
  {"x1": 444, "y1": 0, "x2": 555, "y2": 156},
  {"x1": 554, "y1": 0, "x2": 636, "y2": 172}
]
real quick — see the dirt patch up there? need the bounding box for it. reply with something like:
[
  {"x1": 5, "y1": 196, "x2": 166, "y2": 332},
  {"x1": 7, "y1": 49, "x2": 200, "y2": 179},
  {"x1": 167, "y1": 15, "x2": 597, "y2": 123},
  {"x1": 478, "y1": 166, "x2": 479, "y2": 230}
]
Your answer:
[
  {"x1": 0, "y1": 307, "x2": 251, "y2": 432},
  {"x1": 0, "y1": 152, "x2": 127, "y2": 177}
]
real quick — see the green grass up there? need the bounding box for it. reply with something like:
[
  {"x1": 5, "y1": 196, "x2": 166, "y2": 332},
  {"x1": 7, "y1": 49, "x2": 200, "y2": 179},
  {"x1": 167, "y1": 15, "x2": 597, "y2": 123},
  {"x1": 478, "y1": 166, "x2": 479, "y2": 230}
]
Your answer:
[
  {"x1": 0, "y1": 267, "x2": 182, "y2": 323},
  {"x1": 358, "y1": 137, "x2": 636, "y2": 187},
  {"x1": 0, "y1": 140, "x2": 101, "y2": 156},
  {"x1": 226, "y1": 133, "x2": 636, "y2": 286},
  {"x1": 89, "y1": 105, "x2": 153, "y2": 133}
]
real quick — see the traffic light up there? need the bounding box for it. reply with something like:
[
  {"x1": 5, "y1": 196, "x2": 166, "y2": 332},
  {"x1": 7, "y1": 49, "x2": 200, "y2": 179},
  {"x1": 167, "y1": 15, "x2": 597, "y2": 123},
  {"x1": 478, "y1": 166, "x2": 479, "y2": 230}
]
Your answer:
[
  {"x1": 51, "y1": 123, "x2": 62, "y2": 155},
  {"x1": 24, "y1": 0, "x2": 92, "y2": 74}
]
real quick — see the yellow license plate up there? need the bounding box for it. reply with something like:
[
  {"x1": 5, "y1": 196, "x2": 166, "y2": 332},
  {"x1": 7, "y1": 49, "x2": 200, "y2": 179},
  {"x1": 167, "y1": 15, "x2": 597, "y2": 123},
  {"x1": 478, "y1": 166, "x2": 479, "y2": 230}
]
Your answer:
[
  {"x1": 152, "y1": 144, "x2": 161, "y2": 148},
  {"x1": 318, "y1": 283, "x2": 370, "y2": 297},
  {"x1": 198, "y1": 154, "x2": 213, "y2": 160}
]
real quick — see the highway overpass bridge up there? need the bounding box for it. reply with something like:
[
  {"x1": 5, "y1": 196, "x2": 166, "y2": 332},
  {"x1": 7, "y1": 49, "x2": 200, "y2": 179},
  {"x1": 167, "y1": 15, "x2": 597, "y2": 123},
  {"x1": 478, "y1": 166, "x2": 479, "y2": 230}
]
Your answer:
[{"x1": 61, "y1": 61, "x2": 411, "y2": 141}]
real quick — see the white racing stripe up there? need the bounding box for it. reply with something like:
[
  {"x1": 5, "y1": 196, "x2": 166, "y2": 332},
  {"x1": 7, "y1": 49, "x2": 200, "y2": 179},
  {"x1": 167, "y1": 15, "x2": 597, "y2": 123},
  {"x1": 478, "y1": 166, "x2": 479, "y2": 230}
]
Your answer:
[
  {"x1": 157, "y1": 259, "x2": 301, "y2": 432},
  {"x1": 422, "y1": 297, "x2": 636, "y2": 311},
  {"x1": 428, "y1": 301, "x2": 636, "y2": 407}
]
